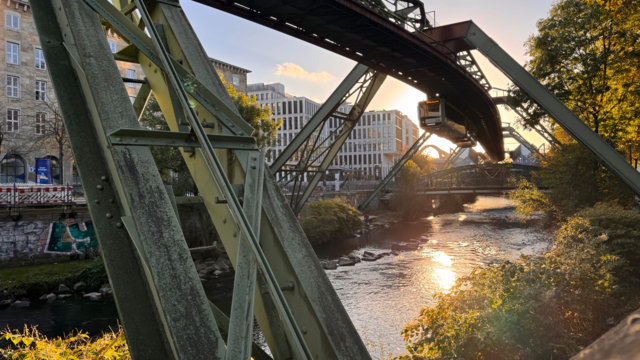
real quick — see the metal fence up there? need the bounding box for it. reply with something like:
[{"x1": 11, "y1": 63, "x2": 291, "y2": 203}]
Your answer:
[{"x1": 0, "y1": 183, "x2": 74, "y2": 206}]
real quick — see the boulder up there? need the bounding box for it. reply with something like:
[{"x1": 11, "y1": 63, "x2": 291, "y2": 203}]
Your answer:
[
  {"x1": 376, "y1": 252, "x2": 391, "y2": 259},
  {"x1": 39, "y1": 293, "x2": 57, "y2": 303},
  {"x1": 347, "y1": 255, "x2": 361, "y2": 263},
  {"x1": 0, "y1": 299, "x2": 12, "y2": 308},
  {"x1": 56, "y1": 284, "x2": 72, "y2": 294},
  {"x1": 321, "y1": 260, "x2": 338, "y2": 270},
  {"x1": 99, "y1": 284, "x2": 113, "y2": 296},
  {"x1": 83, "y1": 292, "x2": 103, "y2": 301},
  {"x1": 11, "y1": 300, "x2": 31, "y2": 308},
  {"x1": 57, "y1": 294, "x2": 73, "y2": 300},
  {"x1": 338, "y1": 257, "x2": 356, "y2": 266},
  {"x1": 363, "y1": 251, "x2": 376, "y2": 258},
  {"x1": 73, "y1": 281, "x2": 87, "y2": 292}
]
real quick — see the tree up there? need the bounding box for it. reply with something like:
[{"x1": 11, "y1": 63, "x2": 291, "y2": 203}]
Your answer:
[
  {"x1": 300, "y1": 198, "x2": 363, "y2": 246},
  {"x1": 219, "y1": 74, "x2": 281, "y2": 149},
  {"x1": 519, "y1": 0, "x2": 640, "y2": 159}
]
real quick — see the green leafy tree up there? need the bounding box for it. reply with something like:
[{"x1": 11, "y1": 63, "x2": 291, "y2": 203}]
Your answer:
[
  {"x1": 219, "y1": 74, "x2": 281, "y2": 149},
  {"x1": 519, "y1": 0, "x2": 640, "y2": 157},
  {"x1": 300, "y1": 198, "x2": 363, "y2": 246}
]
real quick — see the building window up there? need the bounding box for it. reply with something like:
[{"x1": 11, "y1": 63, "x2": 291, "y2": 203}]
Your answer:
[
  {"x1": 34, "y1": 48, "x2": 46, "y2": 69},
  {"x1": 35, "y1": 80, "x2": 47, "y2": 101},
  {"x1": 126, "y1": 69, "x2": 135, "y2": 87},
  {"x1": 35, "y1": 112, "x2": 46, "y2": 135},
  {"x1": 6, "y1": 108, "x2": 19, "y2": 132},
  {"x1": 232, "y1": 75, "x2": 239, "y2": 87},
  {"x1": 6, "y1": 41, "x2": 18, "y2": 64},
  {"x1": 45, "y1": 156, "x2": 61, "y2": 185},
  {"x1": 0, "y1": 154, "x2": 26, "y2": 183},
  {"x1": 109, "y1": 41, "x2": 117, "y2": 53},
  {"x1": 6, "y1": 75, "x2": 19, "y2": 98},
  {"x1": 5, "y1": 12, "x2": 19, "y2": 30}
]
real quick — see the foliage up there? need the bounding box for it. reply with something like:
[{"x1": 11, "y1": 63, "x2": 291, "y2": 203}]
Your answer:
[
  {"x1": 0, "y1": 326, "x2": 130, "y2": 359},
  {"x1": 398, "y1": 203, "x2": 640, "y2": 360},
  {"x1": 0, "y1": 258, "x2": 106, "y2": 301},
  {"x1": 396, "y1": 160, "x2": 422, "y2": 189},
  {"x1": 300, "y1": 198, "x2": 363, "y2": 246},
  {"x1": 537, "y1": 143, "x2": 633, "y2": 216},
  {"x1": 219, "y1": 74, "x2": 281, "y2": 149},
  {"x1": 392, "y1": 160, "x2": 429, "y2": 219},
  {"x1": 410, "y1": 153, "x2": 433, "y2": 176},
  {"x1": 509, "y1": 179, "x2": 556, "y2": 221},
  {"x1": 517, "y1": 0, "x2": 640, "y2": 161}
]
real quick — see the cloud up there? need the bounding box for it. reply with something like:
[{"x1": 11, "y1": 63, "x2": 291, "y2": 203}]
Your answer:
[{"x1": 275, "y1": 62, "x2": 334, "y2": 83}]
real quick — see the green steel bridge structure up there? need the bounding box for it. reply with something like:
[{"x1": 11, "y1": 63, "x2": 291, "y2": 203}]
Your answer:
[{"x1": 29, "y1": 0, "x2": 640, "y2": 359}]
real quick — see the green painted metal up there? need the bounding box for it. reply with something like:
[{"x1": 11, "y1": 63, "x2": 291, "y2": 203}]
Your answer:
[
  {"x1": 270, "y1": 64, "x2": 369, "y2": 172},
  {"x1": 30, "y1": 1, "x2": 225, "y2": 359},
  {"x1": 464, "y1": 22, "x2": 640, "y2": 196},
  {"x1": 108, "y1": 128, "x2": 258, "y2": 150},
  {"x1": 133, "y1": 0, "x2": 313, "y2": 357},
  {"x1": 358, "y1": 132, "x2": 432, "y2": 211},
  {"x1": 226, "y1": 153, "x2": 263, "y2": 359},
  {"x1": 83, "y1": 0, "x2": 254, "y2": 136},
  {"x1": 292, "y1": 70, "x2": 387, "y2": 214}
]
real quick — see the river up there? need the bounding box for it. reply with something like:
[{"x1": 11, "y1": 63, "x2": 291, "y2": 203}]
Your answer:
[
  {"x1": 0, "y1": 196, "x2": 549, "y2": 359},
  {"x1": 317, "y1": 196, "x2": 550, "y2": 358}
]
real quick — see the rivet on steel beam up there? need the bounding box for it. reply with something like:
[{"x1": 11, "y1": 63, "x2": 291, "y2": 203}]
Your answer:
[
  {"x1": 301, "y1": 327, "x2": 308, "y2": 335},
  {"x1": 280, "y1": 281, "x2": 295, "y2": 291},
  {"x1": 222, "y1": 218, "x2": 227, "y2": 224},
  {"x1": 109, "y1": 198, "x2": 115, "y2": 204},
  {"x1": 215, "y1": 197, "x2": 228, "y2": 204},
  {"x1": 106, "y1": 213, "x2": 113, "y2": 219},
  {"x1": 115, "y1": 222, "x2": 123, "y2": 229},
  {"x1": 232, "y1": 232, "x2": 237, "y2": 238},
  {"x1": 96, "y1": 185, "x2": 104, "y2": 190},
  {"x1": 94, "y1": 199, "x2": 100, "y2": 204},
  {"x1": 100, "y1": 175, "x2": 107, "y2": 181}
]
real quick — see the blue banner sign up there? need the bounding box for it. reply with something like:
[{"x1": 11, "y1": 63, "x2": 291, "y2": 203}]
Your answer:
[{"x1": 35, "y1": 158, "x2": 51, "y2": 184}]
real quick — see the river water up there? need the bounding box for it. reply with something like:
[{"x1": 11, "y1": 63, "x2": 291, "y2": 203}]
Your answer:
[
  {"x1": 317, "y1": 196, "x2": 550, "y2": 358},
  {"x1": 0, "y1": 196, "x2": 549, "y2": 359}
]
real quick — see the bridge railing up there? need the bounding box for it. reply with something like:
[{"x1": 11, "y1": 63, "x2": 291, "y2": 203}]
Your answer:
[{"x1": 0, "y1": 183, "x2": 75, "y2": 206}]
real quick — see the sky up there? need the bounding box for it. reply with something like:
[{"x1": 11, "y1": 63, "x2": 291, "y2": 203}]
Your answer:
[{"x1": 181, "y1": 0, "x2": 557, "y2": 154}]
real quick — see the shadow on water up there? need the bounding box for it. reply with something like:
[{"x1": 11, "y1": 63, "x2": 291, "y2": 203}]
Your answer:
[{"x1": 0, "y1": 298, "x2": 119, "y2": 337}]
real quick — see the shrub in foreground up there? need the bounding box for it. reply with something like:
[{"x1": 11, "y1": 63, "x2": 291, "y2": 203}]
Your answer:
[
  {"x1": 398, "y1": 203, "x2": 640, "y2": 360},
  {"x1": 1, "y1": 326, "x2": 129, "y2": 359},
  {"x1": 301, "y1": 198, "x2": 363, "y2": 246}
]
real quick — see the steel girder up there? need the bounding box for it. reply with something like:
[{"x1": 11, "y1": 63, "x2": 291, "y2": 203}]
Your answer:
[
  {"x1": 462, "y1": 22, "x2": 640, "y2": 195},
  {"x1": 272, "y1": 65, "x2": 386, "y2": 214},
  {"x1": 31, "y1": 0, "x2": 371, "y2": 359},
  {"x1": 358, "y1": 132, "x2": 432, "y2": 211}
]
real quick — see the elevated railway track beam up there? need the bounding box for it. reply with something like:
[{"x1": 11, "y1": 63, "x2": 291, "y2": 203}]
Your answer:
[{"x1": 195, "y1": 0, "x2": 505, "y2": 160}]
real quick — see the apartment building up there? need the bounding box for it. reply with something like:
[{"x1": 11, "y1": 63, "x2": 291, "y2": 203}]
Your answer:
[{"x1": 248, "y1": 82, "x2": 420, "y2": 180}]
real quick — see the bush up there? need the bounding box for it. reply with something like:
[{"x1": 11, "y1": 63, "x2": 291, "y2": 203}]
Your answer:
[
  {"x1": 300, "y1": 198, "x2": 363, "y2": 246},
  {"x1": 398, "y1": 203, "x2": 640, "y2": 360},
  {"x1": 1, "y1": 326, "x2": 129, "y2": 359}
]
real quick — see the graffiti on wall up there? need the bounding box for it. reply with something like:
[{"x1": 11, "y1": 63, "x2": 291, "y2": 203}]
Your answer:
[{"x1": 45, "y1": 221, "x2": 98, "y2": 254}]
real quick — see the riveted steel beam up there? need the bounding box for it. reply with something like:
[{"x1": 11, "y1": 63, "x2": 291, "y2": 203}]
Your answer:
[
  {"x1": 135, "y1": 1, "x2": 371, "y2": 359},
  {"x1": 108, "y1": 128, "x2": 258, "y2": 150},
  {"x1": 464, "y1": 22, "x2": 640, "y2": 195},
  {"x1": 30, "y1": 1, "x2": 225, "y2": 359}
]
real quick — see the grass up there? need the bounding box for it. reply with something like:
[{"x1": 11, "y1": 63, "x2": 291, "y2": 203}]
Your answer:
[{"x1": 0, "y1": 258, "x2": 106, "y2": 300}]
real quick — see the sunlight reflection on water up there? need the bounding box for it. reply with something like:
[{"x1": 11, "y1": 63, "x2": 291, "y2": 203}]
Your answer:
[{"x1": 324, "y1": 196, "x2": 550, "y2": 359}]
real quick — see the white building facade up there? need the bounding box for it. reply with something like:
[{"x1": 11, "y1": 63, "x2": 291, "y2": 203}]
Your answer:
[{"x1": 248, "y1": 83, "x2": 420, "y2": 180}]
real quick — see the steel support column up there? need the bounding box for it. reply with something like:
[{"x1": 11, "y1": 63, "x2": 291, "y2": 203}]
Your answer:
[
  {"x1": 56, "y1": 0, "x2": 372, "y2": 358},
  {"x1": 359, "y1": 132, "x2": 432, "y2": 211},
  {"x1": 31, "y1": 1, "x2": 224, "y2": 359},
  {"x1": 464, "y1": 22, "x2": 640, "y2": 195}
]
